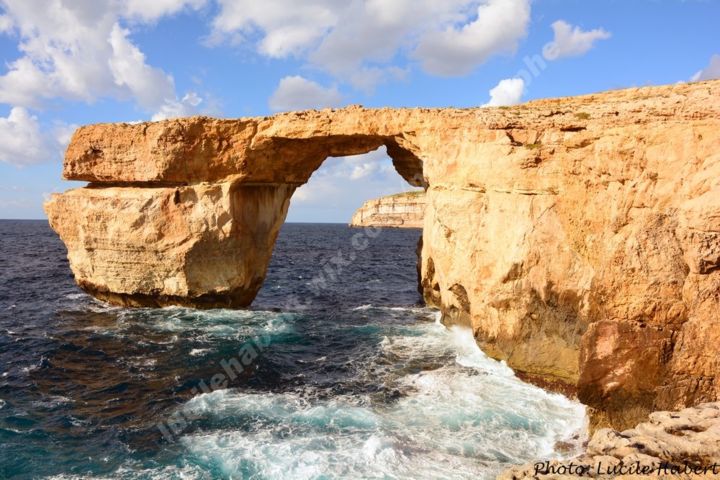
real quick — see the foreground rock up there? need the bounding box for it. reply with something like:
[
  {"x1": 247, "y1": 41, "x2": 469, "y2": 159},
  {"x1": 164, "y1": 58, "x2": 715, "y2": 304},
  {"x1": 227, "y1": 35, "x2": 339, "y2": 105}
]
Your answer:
[
  {"x1": 500, "y1": 402, "x2": 720, "y2": 479},
  {"x1": 350, "y1": 191, "x2": 425, "y2": 228},
  {"x1": 45, "y1": 80, "x2": 720, "y2": 429}
]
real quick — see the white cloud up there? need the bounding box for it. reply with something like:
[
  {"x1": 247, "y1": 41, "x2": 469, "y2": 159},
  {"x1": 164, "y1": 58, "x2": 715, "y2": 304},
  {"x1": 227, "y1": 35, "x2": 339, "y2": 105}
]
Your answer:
[
  {"x1": 414, "y1": 0, "x2": 531, "y2": 76},
  {"x1": 0, "y1": 14, "x2": 13, "y2": 33},
  {"x1": 483, "y1": 77, "x2": 524, "y2": 107},
  {"x1": 350, "y1": 162, "x2": 381, "y2": 180},
  {"x1": 292, "y1": 148, "x2": 400, "y2": 204},
  {"x1": 125, "y1": 0, "x2": 207, "y2": 23},
  {"x1": 269, "y1": 76, "x2": 342, "y2": 112},
  {"x1": 209, "y1": 0, "x2": 338, "y2": 57},
  {"x1": 691, "y1": 54, "x2": 720, "y2": 82},
  {"x1": 286, "y1": 147, "x2": 418, "y2": 222},
  {"x1": 210, "y1": 0, "x2": 532, "y2": 89},
  {"x1": 308, "y1": 0, "x2": 476, "y2": 88},
  {"x1": 0, "y1": 2, "x2": 214, "y2": 226},
  {"x1": 0, "y1": 58, "x2": 51, "y2": 108},
  {"x1": 542, "y1": 20, "x2": 611, "y2": 61},
  {"x1": 0, "y1": 1, "x2": 122, "y2": 106},
  {"x1": 152, "y1": 91, "x2": 204, "y2": 120},
  {"x1": 53, "y1": 122, "x2": 79, "y2": 149},
  {"x1": 0, "y1": 108, "x2": 77, "y2": 167},
  {"x1": 0, "y1": 107, "x2": 57, "y2": 166},
  {"x1": 0, "y1": 0, "x2": 211, "y2": 171},
  {"x1": 0, "y1": 0, "x2": 203, "y2": 116},
  {"x1": 108, "y1": 24, "x2": 176, "y2": 111}
]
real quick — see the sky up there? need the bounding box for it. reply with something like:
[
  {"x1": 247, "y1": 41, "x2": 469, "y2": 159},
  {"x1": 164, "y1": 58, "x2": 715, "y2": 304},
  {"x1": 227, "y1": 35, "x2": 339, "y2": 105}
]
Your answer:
[{"x1": 0, "y1": 0, "x2": 718, "y2": 222}]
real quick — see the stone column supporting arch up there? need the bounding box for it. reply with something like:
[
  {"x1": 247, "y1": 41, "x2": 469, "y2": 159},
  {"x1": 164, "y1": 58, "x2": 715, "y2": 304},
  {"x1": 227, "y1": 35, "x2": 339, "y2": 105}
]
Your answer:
[{"x1": 45, "y1": 82, "x2": 720, "y2": 430}]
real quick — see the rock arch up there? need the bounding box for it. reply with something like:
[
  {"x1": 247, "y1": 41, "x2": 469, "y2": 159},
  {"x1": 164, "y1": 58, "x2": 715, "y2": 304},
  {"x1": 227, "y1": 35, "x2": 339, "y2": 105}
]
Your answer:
[
  {"x1": 46, "y1": 82, "x2": 720, "y2": 430},
  {"x1": 48, "y1": 109, "x2": 427, "y2": 309}
]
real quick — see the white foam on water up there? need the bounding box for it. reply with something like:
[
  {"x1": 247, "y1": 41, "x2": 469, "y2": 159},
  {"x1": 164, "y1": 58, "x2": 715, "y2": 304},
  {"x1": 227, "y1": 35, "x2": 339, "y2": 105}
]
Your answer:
[
  {"x1": 175, "y1": 320, "x2": 587, "y2": 480},
  {"x1": 352, "y1": 304, "x2": 438, "y2": 318},
  {"x1": 64, "y1": 293, "x2": 89, "y2": 300},
  {"x1": 31, "y1": 395, "x2": 73, "y2": 408},
  {"x1": 189, "y1": 348, "x2": 210, "y2": 357},
  {"x1": 67, "y1": 292, "x2": 124, "y2": 313},
  {"x1": 47, "y1": 464, "x2": 210, "y2": 480},
  {"x1": 79, "y1": 307, "x2": 296, "y2": 343},
  {"x1": 351, "y1": 304, "x2": 373, "y2": 311}
]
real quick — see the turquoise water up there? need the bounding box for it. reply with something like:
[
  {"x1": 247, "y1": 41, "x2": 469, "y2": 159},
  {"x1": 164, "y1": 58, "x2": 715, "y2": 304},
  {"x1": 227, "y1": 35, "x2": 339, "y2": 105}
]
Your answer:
[{"x1": 0, "y1": 222, "x2": 586, "y2": 479}]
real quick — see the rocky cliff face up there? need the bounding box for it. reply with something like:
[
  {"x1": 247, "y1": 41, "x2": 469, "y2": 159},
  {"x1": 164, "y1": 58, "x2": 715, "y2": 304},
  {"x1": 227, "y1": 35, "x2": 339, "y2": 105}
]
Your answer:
[
  {"x1": 45, "y1": 80, "x2": 720, "y2": 430},
  {"x1": 350, "y1": 191, "x2": 425, "y2": 228}
]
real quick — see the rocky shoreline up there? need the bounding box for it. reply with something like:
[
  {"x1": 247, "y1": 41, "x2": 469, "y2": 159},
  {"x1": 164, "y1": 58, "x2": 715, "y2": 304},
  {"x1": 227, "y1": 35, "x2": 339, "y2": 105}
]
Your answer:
[{"x1": 500, "y1": 402, "x2": 720, "y2": 479}]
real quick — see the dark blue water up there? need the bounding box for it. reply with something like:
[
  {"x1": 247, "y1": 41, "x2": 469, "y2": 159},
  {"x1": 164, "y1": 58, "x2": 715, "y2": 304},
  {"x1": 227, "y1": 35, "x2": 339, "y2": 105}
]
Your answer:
[{"x1": 0, "y1": 221, "x2": 585, "y2": 479}]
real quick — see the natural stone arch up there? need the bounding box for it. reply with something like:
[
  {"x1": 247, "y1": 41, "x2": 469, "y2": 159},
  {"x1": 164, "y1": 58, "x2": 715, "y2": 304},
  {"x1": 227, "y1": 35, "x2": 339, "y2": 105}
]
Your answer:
[
  {"x1": 49, "y1": 111, "x2": 428, "y2": 309},
  {"x1": 46, "y1": 82, "x2": 720, "y2": 431}
]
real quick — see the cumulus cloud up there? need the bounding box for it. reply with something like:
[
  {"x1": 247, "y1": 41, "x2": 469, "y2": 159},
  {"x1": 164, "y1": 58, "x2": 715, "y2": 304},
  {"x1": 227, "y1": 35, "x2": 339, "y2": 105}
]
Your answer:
[
  {"x1": 0, "y1": 1, "x2": 133, "y2": 106},
  {"x1": 483, "y1": 77, "x2": 524, "y2": 107},
  {"x1": 208, "y1": 0, "x2": 338, "y2": 57},
  {"x1": 210, "y1": 0, "x2": 532, "y2": 88},
  {"x1": 53, "y1": 122, "x2": 79, "y2": 149},
  {"x1": 0, "y1": 14, "x2": 13, "y2": 33},
  {"x1": 0, "y1": 107, "x2": 70, "y2": 166},
  {"x1": 414, "y1": 0, "x2": 531, "y2": 76},
  {"x1": 0, "y1": 0, "x2": 208, "y2": 167},
  {"x1": 350, "y1": 162, "x2": 382, "y2": 180},
  {"x1": 0, "y1": 0, "x2": 202, "y2": 115},
  {"x1": 286, "y1": 147, "x2": 420, "y2": 221},
  {"x1": 125, "y1": 0, "x2": 207, "y2": 23},
  {"x1": 542, "y1": 20, "x2": 611, "y2": 61},
  {"x1": 152, "y1": 92, "x2": 204, "y2": 120},
  {"x1": 108, "y1": 24, "x2": 177, "y2": 111},
  {"x1": 292, "y1": 148, "x2": 398, "y2": 203},
  {"x1": 691, "y1": 54, "x2": 720, "y2": 82},
  {"x1": 308, "y1": 0, "x2": 481, "y2": 88},
  {"x1": 269, "y1": 76, "x2": 342, "y2": 112}
]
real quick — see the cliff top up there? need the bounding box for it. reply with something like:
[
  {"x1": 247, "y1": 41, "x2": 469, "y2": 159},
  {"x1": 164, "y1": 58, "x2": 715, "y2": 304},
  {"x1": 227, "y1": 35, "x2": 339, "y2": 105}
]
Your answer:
[{"x1": 62, "y1": 80, "x2": 720, "y2": 186}]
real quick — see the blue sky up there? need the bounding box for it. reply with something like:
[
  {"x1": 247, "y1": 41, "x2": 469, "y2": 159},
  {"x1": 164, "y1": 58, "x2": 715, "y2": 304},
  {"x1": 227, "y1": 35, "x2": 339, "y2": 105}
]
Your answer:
[{"x1": 0, "y1": 0, "x2": 717, "y2": 222}]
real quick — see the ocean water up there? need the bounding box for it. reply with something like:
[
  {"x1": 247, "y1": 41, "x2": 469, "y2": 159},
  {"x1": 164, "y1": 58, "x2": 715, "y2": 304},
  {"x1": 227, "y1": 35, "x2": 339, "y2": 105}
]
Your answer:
[{"x1": 0, "y1": 221, "x2": 586, "y2": 479}]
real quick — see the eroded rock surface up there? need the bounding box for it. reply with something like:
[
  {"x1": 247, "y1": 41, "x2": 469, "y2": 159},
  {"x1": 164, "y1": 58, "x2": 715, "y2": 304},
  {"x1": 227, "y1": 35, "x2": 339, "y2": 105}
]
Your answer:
[
  {"x1": 350, "y1": 191, "x2": 425, "y2": 228},
  {"x1": 45, "y1": 80, "x2": 720, "y2": 429},
  {"x1": 500, "y1": 402, "x2": 720, "y2": 479}
]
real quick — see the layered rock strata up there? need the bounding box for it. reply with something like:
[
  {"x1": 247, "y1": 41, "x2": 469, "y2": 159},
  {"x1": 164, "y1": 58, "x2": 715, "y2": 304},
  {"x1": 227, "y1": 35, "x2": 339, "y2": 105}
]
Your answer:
[
  {"x1": 45, "y1": 80, "x2": 720, "y2": 430},
  {"x1": 350, "y1": 191, "x2": 425, "y2": 228},
  {"x1": 500, "y1": 402, "x2": 720, "y2": 480}
]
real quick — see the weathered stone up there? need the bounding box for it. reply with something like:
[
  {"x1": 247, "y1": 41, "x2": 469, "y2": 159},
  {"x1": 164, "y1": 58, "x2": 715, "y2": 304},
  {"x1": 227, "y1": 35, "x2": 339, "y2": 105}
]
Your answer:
[
  {"x1": 45, "y1": 80, "x2": 720, "y2": 429},
  {"x1": 46, "y1": 182, "x2": 294, "y2": 307},
  {"x1": 500, "y1": 402, "x2": 720, "y2": 479},
  {"x1": 350, "y1": 191, "x2": 425, "y2": 228}
]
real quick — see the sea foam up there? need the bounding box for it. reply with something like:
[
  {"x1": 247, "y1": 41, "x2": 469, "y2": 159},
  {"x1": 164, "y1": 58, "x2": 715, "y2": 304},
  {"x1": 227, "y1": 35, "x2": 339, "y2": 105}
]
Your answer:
[{"x1": 176, "y1": 320, "x2": 586, "y2": 479}]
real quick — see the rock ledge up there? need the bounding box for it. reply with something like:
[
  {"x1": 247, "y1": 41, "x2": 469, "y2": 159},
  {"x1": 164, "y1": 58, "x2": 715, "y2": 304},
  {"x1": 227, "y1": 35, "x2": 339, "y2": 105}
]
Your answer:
[{"x1": 501, "y1": 402, "x2": 720, "y2": 479}]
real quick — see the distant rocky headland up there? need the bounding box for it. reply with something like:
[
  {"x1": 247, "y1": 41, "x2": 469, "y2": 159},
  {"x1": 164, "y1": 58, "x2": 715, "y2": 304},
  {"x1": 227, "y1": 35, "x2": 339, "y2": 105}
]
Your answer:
[
  {"x1": 349, "y1": 191, "x2": 425, "y2": 228},
  {"x1": 45, "y1": 80, "x2": 720, "y2": 435}
]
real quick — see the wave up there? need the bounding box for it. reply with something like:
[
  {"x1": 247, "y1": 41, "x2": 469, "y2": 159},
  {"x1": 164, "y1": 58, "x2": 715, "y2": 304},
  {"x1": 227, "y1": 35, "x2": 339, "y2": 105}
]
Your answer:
[
  {"x1": 46, "y1": 464, "x2": 210, "y2": 480},
  {"x1": 172, "y1": 322, "x2": 586, "y2": 480},
  {"x1": 68, "y1": 307, "x2": 298, "y2": 345},
  {"x1": 351, "y1": 304, "x2": 439, "y2": 320}
]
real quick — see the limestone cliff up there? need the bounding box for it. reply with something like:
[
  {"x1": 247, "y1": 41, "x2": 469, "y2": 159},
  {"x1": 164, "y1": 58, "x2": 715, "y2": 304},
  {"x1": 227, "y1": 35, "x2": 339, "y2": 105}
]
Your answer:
[
  {"x1": 350, "y1": 191, "x2": 425, "y2": 228},
  {"x1": 45, "y1": 80, "x2": 720, "y2": 431}
]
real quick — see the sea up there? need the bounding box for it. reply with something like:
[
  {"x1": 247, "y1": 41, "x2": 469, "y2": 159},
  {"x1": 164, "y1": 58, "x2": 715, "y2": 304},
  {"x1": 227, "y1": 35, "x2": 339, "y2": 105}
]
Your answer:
[{"x1": 0, "y1": 220, "x2": 586, "y2": 479}]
